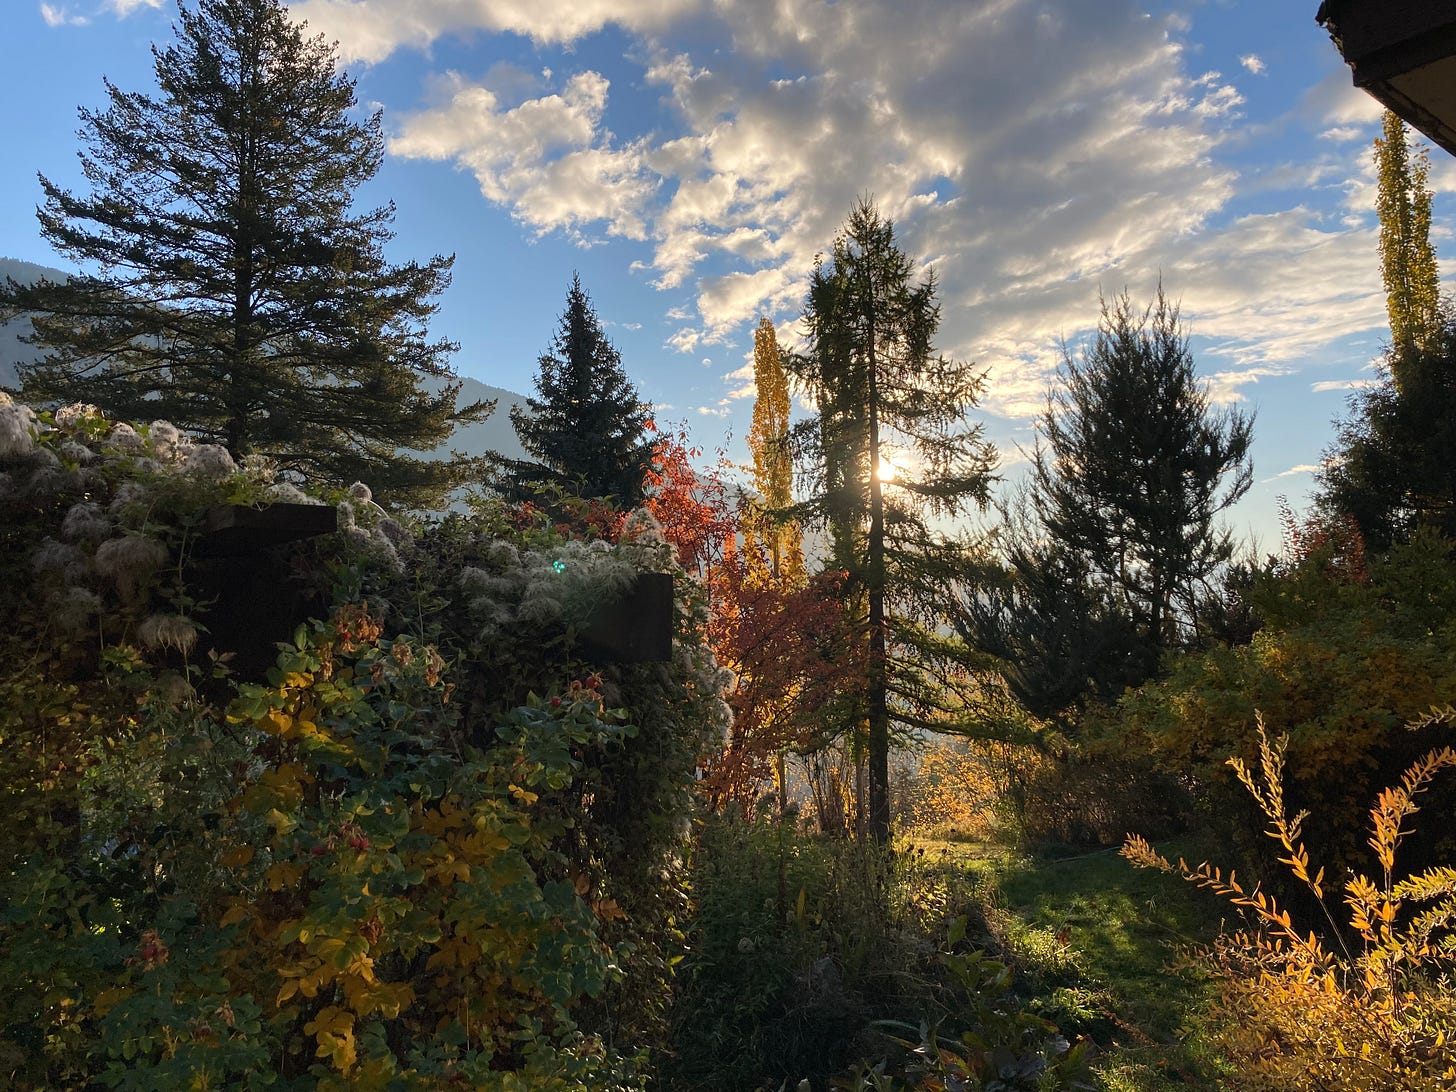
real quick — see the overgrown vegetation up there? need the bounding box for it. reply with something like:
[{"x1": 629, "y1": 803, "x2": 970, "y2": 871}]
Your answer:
[{"x1": 5, "y1": 8, "x2": 1456, "y2": 1083}]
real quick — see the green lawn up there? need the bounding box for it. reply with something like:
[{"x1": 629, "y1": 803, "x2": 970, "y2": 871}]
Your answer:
[{"x1": 908, "y1": 838, "x2": 1234, "y2": 1090}]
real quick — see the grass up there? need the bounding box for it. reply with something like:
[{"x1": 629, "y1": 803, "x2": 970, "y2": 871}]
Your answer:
[{"x1": 908, "y1": 837, "x2": 1234, "y2": 1091}]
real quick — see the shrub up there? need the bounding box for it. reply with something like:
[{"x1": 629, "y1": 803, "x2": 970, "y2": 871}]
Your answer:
[
  {"x1": 1107, "y1": 529, "x2": 1456, "y2": 880},
  {"x1": 1123, "y1": 711, "x2": 1456, "y2": 1090},
  {"x1": 0, "y1": 400, "x2": 725, "y2": 1088}
]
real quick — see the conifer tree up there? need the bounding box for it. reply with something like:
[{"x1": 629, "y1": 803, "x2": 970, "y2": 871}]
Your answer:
[
  {"x1": 497, "y1": 274, "x2": 653, "y2": 505},
  {"x1": 1013, "y1": 288, "x2": 1252, "y2": 687},
  {"x1": 789, "y1": 198, "x2": 997, "y2": 841},
  {"x1": 0, "y1": 0, "x2": 487, "y2": 508}
]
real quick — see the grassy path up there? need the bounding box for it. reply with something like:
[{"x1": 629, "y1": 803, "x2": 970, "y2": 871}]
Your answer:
[{"x1": 910, "y1": 839, "x2": 1233, "y2": 1090}]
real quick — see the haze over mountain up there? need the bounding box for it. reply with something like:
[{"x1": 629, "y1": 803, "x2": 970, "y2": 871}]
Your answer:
[{"x1": 0, "y1": 256, "x2": 529, "y2": 465}]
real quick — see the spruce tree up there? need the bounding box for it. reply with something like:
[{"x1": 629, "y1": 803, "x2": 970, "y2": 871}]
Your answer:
[
  {"x1": 497, "y1": 274, "x2": 653, "y2": 505},
  {"x1": 0, "y1": 0, "x2": 487, "y2": 508},
  {"x1": 789, "y1": 198, "x2": 997, "y2": 841}
]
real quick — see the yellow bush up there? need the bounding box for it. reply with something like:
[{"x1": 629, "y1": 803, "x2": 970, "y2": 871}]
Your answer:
[{"x1": 1124, "y1": 711, "x2": 1456, "y2": 1090}]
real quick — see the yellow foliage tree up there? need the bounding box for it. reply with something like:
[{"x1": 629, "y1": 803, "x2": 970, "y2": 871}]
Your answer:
[
  {"x1": 1376, "y1": 110, "x2": 1442, "y2": 375},
  {"x1": 746, "y1": 317, "x2": 804, "y2": 588}
]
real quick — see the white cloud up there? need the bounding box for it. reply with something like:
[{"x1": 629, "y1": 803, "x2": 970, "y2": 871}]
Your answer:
[
  {"x1": 39, "y1": 3, "x2": 88, "y2": 25},
  {"x1": 294, "y1": 0, "x2": 705, "y2": 63},
  {"x1": 1311, "y1": 378, "x2": 1377, "y2": 393},
  {"x1": 389, "y1": 70, "x2": 659, "y2": 242},
  {"x1": 105, "y1": 0, "x2": 161, "y2": 14},
  {"x1": 1262, "y1": 463, "x2": 1323, "y2": 482},
  {"x1": 351, "y1": 0, "x2": 1409, "y2": 428}
]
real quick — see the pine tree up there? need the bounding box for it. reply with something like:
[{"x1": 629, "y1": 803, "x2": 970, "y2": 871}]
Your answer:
[
  {"x1": 746, "y1": 317, "x2": 803, "y2": 587},
  {"x1": 1020, "y1": 288, "x2": 1252, "y2": 685},
  {"x1": 789, "y1": 198, "x2": 997, "y2": 841},
  {"x1": 497, "y1": 274, "x2": 653, "y2": 505},
  {"x1": 0, "y1": 0, "x2": 487, "y2": 508}
]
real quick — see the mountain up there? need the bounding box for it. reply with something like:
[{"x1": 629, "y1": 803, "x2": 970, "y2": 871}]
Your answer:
[
  {"x1": 0, "y1": 256, "x2": 529, "y2": 465},
  {"x1": 0, "y1": 257, "x2": 62, "y2": 392}
]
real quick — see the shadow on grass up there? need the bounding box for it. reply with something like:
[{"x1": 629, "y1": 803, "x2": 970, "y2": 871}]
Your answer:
[{"x1": 909, "y1": 838, "x2": 1234, "y2": 1091}]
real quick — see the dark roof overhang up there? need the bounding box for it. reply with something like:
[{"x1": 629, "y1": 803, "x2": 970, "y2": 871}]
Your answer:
[{"x1": 1317, "y1": 1, "x2": 1456, "y2": 156}]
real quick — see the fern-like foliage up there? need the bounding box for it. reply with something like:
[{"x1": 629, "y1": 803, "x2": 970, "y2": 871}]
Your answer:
[{"x1": 1122, "y1": 708, "x2": 1456, "y2": 1090}]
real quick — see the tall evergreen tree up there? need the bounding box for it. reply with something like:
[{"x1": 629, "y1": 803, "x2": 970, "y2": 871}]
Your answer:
[
  {"x1": 1012, "y1": 288, "x2": 1252, "y2": 687},
  {"x1": 0, "y1": 0, "x2": 487, "y2": 508},
  {"x1": 789, "y1": 198, "x2": 996, "y2": 841},
  {"x1": 497, "y1": 274, "x2": 653, "y2": 505}
]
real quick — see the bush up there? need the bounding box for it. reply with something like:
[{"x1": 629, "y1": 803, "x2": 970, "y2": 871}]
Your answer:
[
  {"x1": 0, "y1": 400, "x2": 726, "y2": 1087},
  {"x1": 1106, "y1": 529, "x2": 1456, "y2": 881},
  {"x1": 663, "y1": 814, "x2": 1093, "y2": 1090},
  {"x1": 1124, "y1": 711, "x2": 1456, "y2": 1090}
]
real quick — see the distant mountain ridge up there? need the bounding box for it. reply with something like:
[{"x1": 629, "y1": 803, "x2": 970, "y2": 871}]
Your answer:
[{"x1": 0, "y1": 256, "x2": 529, "y2": 465}]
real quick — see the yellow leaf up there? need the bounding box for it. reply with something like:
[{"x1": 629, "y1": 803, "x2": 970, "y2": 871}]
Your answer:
[
  {"x1": 508, "y1": 783, "x2": 539, "y2": 806},
  {"x1": 220, "y1": 845, "x2": 255, "y2": 869},
  {"x1": 267, "y1": 861, "x2": 303, "y2": 890},
  {"x1": 93, "y1": 987, "x2": 131, "y2": 1016}
]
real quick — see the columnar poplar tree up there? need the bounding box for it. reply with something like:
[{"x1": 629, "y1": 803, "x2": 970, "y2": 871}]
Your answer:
[
  {"x1": 789, "y1": 198, "x2": 997, "y2": 842},
  {"x1": 1376, "y1": 110, "x2": 1442, "y2": 373},
  {"x1": 497, "y1": 274, "x2": 653, "y2": 505},
  {"x1": 0, "y1": 0, "x2": 488, "y2": 507},
  {"x1": 746, "y1": 317, "x2": 803, "y2": 586},
  {"x1": 1317, "y1": 113, "x2": 1456, "y2": 548}
]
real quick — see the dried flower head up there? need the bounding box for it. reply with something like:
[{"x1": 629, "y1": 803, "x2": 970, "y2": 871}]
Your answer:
[
  {"x1": 348, "y1": 482, "x2": 373, "y2": 504},
  {"x1": 32, "y1": 537, "x2": 88, "y2": 579},
  {"x1": 240, "y1": 453, "x2": 276, "y2": 485},
  {"x1": 182, "y1": 443, "x2": 236, "y2": 479},
  {"x1": 138, "y1": 613, "x2": 199, "y2": 656},
  {"x1": 62, "y1": 502, "x2": 111, "y2": 543},
  {"x1": 57, "y1": 440, "x2": 97, "y2": 465},
  {"x1": 264, "y1": 481, "x2": 313, "y2": 504},
  {"x1": 148, "y1": 420, "x2": 182, "y2": 462},
  {"x1": 55, "y1": 403, "x2": 101, "y2": 428},
  {"x1": 49, "y1": 586, "x2": 103, "y2": 635},
  {"x1": 107, "y1": 423, "x2": 145, "y2": 452},
  {"x1": 0, "y1": 402, "x2": 39, "y2": 458},
  {"x1": 93, "y1": 535, "x2": 169, "y2": 603}
]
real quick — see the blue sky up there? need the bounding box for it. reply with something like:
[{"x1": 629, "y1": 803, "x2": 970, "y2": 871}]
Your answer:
[{"x1": 5, "y1": 0, "x2": 1453, "y2": 550}]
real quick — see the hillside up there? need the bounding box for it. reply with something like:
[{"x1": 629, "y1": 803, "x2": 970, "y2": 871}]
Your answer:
[{"x1": 0, "y1": 256, "x2": 529, "y2": 464}]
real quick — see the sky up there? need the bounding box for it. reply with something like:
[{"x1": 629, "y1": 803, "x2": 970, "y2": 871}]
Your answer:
[{"x1": 4, "y1": 0, "x2": 1454, "y2": 551}]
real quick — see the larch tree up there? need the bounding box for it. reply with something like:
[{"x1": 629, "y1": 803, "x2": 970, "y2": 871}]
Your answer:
[
  {"x1": 496, "y1": 274, "x2": 653, "y2": 506},
  {"x1": 0, "y1": 0, "x2": 488, "y2": 508},
  {"x1": 788, "y1": 198, "x2": 997, "y2": 842},
  {"x1": 1010, "y1": 288, "x2": 1252, "y2": 690}
]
